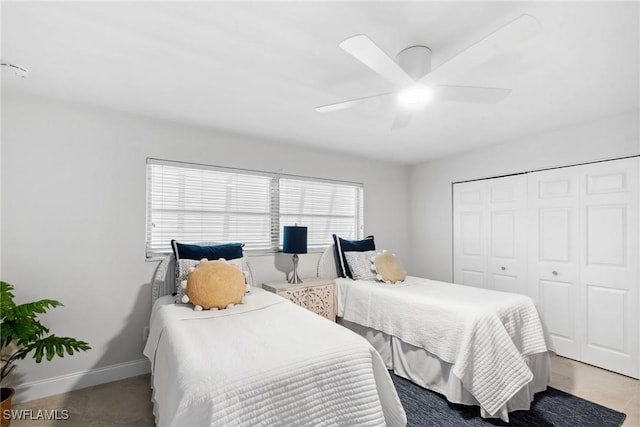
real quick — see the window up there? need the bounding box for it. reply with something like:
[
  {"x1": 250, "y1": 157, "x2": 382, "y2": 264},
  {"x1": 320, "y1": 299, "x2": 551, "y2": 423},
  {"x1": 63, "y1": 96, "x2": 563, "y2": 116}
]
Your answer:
[
  {"x1": 146, "y1": 159, "x2": 363, "y2": 258},
  {"x1": 279, "y1": 177, "x2": 363, "y2": 250}
]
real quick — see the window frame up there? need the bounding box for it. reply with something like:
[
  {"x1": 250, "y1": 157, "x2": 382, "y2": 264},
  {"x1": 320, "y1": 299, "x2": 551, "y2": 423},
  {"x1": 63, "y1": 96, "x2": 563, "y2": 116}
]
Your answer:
[{"x1": 145, "y1": 158, "x2": 364, "y2": 259}]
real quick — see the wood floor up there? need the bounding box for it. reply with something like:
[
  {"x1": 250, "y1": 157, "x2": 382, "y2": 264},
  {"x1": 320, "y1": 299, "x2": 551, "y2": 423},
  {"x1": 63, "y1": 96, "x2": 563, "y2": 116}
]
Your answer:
[
  {"x1": 8, "y1": 356, "x2": 639, "y2": 426},
  {"x1": 549, "y1": 356, "x2": 639, "y2": 426}
]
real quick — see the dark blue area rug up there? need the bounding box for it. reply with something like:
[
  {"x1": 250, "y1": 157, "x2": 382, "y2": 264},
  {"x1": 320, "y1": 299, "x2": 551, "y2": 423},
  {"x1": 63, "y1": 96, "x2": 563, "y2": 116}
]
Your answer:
[{"x1": 391, "y1": 373, "x2": 626, "y2": 427}]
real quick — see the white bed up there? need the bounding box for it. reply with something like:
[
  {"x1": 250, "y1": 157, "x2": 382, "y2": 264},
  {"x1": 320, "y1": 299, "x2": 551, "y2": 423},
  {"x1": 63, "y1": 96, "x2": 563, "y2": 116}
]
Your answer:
[
  {"x1": 144, "y1": 255, "x2": 407, "y2": 427},
  {"x1": 318, "y1": 248, "x2": 554, "y2": 422}
]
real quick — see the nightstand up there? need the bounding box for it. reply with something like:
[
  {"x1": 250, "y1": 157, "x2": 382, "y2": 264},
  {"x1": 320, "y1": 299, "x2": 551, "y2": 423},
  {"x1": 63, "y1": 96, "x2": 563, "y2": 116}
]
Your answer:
[{"x1": 262, "y1": 278, "x2": 336, "y2": 321}]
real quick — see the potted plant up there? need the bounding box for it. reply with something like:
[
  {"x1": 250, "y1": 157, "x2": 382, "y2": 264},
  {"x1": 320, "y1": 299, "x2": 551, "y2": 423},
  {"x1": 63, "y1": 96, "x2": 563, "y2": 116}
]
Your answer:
[{"x1": 1, "y1": 281, "x2": 90, "y2": 426}]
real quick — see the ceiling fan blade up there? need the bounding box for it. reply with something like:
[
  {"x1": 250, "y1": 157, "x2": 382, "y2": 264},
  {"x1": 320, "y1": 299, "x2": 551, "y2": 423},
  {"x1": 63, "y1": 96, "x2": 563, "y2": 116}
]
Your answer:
[
  {"x1": 421, "y1": 14, "x2": 541, "y2": 84},
  {"x1": 392, "y1": 110, "x2": 413, "y2": 130},
  {"x1": 315, "y1": 92, "x2": 392, "y2": 113},
  {"x1": 434, "y1": 85, "x2": 511, "y2": 103},
  {"x1": 340, "y1": 34, "x2": 415, "y2": 87}
]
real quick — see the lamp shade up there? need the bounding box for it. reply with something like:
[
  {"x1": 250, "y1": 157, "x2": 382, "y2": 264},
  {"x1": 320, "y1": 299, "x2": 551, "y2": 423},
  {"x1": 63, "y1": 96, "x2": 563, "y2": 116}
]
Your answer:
[{"x1": 283, "y1": 226, "x2": 307, "y2": 254}]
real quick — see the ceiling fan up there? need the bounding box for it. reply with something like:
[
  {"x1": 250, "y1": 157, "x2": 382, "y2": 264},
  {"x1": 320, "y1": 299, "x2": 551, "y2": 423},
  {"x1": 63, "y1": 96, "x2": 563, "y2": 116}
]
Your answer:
[{"x1": 315, "y1": 15, "x2": 541, "y2": 129}]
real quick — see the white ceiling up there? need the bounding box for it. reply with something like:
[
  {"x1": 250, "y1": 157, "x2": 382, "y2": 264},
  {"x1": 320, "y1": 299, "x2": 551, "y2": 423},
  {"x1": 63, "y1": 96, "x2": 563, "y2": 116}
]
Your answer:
[{"x1": 2, "y1": 1, "x2": 638, "y2": 165}]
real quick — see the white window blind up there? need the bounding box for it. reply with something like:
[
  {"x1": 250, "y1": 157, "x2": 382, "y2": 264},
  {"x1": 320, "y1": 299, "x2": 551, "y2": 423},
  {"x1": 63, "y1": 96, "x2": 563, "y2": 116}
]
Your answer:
[
  {"x1": 146, "y1": 159, "x2": 363, "y2": 258},
  {"x1": 279, "y1": 178, "x2": 363, "y2": 250}
]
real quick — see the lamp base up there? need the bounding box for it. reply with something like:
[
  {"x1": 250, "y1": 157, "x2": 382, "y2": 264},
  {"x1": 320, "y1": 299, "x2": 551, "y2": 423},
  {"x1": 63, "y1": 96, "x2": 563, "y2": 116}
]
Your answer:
[{"x1": 288, "y1": 253, "x2": 303, "y2": 284}]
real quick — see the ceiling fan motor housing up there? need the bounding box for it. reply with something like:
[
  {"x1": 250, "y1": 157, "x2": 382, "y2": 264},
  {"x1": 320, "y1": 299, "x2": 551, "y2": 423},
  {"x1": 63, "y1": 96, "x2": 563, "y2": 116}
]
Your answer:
[{"x1": 395, "y1": 46, "x2": 432, "y2": 81}]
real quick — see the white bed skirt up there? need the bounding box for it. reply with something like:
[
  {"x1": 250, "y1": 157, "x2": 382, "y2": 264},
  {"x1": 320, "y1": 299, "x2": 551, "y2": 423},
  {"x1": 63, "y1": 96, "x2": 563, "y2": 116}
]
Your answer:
[{"x1": 338, "y1": 318, "x2": 551, "y2": 420}]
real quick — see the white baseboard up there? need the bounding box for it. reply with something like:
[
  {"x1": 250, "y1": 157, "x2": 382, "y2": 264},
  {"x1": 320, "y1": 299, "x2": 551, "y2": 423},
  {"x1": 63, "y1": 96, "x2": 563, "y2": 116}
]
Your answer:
[{"x1": 13, "y1": 358, "x2": 151, "y2": 404}]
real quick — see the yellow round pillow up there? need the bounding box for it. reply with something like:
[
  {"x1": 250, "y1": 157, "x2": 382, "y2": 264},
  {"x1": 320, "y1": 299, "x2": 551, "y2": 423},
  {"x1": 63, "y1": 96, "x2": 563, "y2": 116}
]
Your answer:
[
  {"x1": 182, "y1": 259, "x2": 246, "y2": 310},
  {"x1": 373, "y1": 252, "x2": 406, "y2": 284}
]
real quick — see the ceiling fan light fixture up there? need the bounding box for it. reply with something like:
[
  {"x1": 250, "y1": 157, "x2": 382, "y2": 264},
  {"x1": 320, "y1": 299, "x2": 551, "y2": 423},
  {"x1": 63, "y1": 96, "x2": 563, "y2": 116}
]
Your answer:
[{"x1": 397, "y1": 85, "x2": 433, "y2": 109}]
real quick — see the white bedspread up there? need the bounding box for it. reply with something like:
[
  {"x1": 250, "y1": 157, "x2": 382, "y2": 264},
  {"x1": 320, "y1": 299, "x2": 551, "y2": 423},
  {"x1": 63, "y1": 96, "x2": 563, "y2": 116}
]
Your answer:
[
  {"x1": 336, "y1": 277, "x2": 554, "y2": 418},
  {"x1": 144, "y1": 288, "x2": 406, "y2": 427}
]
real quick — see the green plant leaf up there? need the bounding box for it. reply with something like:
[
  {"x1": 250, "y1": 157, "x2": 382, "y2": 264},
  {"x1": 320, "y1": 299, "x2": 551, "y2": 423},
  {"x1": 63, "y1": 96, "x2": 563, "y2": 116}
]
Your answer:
[
  {"x1": 56, "y1": 343, "x2": 64, "y2": 358},
  {"x1": 5, "y1": 300, "x2": 63, "y2": 321},
  {"x1": 32, "y1": 343, "x2": 44, "y2": 363},
  {"x1": 1, "y1": 282, "x2": 91, "y2": 383},
  {"x1": 0, "y1": 282, "x2": 17, "y2": 317},
  {"x1": 63, "y1": 342, "x2": 73, "y2": 356},
  {"x1": 12, "y1": 336, "x2": 90, "y2": 366},
  {"x1": 45, "y1": 340, "x2": 54, "y2": 361},
  {"x1": 2, "y1": 319, "x2": 48, "y2": 345}
]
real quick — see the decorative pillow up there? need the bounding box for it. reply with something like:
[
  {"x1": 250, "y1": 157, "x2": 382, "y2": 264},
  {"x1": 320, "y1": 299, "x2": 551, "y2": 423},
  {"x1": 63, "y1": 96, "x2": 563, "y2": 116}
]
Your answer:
[
  {"x1": 181, "y1": 259, "x2": 248, "y2": 310},
  {"x1": 175, "y1": 256, "x2": 253, "y2": 304},
  {"x1": 344, "y1": 250, "x2": 377, "y2": 281},
  {"x1": 317, "y1": 246, "x2": 338, "y2": 280},
  {"x1": 175, "y1": 259, "x2": 199, "y2": 304},
  {"x1": 372, "y1": 251, "x2": 406, "y2": 284},
  {"x1": 332, "y1": 234, "x2": 375, "y2": 278},
  {"x1": 171, "y1": 240, "x2": 244, "y2": 261}
]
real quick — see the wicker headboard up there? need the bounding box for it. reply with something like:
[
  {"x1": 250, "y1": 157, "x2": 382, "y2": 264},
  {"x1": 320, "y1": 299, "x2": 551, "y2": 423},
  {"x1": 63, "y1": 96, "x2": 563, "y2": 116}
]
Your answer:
[{"x1": 151, "y1": 253, "x2": 176, "y2": 306}]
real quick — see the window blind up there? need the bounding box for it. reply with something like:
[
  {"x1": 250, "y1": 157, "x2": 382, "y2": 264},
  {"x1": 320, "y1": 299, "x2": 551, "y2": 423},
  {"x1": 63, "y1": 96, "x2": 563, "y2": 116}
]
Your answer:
[
  {"x1": 146, "y1": 161, "x2": 274, "y2": 256},
  {"x1": 279, "y1": 178, "x2": 363, "y2": 249},
  {"x1": 146, "y1": 159, "x2": 363, "y2": 258}
]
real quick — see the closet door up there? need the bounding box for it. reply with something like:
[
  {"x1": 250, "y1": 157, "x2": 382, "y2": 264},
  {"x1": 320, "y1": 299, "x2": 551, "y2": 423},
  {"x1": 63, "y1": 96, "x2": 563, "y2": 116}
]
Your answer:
[
  {"x1": 453, "y1": 180, "x2": 487, "y2": 288},
  {"x1": 529, "y1": 157, "x2": 639, "y2": 377},
  {"x1": 453, "y1": 175, "x2": 527, "y2": 293},
  {"x1": 486, "y1": 175, "x2": 528, "y2": 294},
  {"x1": 528, "y1": 169, "x2": 581, "y2": 359},
  {"x1": 579, "y1": 157, "x2": 639, "y2": 377}
]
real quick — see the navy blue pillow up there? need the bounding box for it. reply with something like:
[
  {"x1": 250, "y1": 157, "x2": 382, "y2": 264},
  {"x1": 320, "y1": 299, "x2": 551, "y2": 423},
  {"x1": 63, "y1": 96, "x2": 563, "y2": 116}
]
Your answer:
[
  {"x1": 332, "y1": 234, "x2": 375, "y2": 278},
  {"x1": 171, "y1": 240, "x2": 244, "y2": 261}
]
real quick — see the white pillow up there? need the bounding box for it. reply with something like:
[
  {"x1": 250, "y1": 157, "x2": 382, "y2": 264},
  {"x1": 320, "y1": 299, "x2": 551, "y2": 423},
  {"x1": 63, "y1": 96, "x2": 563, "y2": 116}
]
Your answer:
[
  {"x1": 344, "y1": 250, "x2": 377, "y2": 281},
  {"x1": 318, "y1": 246, "x2": 338, "y2": 280},
  {"x1": 175, "y1": 259, "x2": 199, "y2": 304}
]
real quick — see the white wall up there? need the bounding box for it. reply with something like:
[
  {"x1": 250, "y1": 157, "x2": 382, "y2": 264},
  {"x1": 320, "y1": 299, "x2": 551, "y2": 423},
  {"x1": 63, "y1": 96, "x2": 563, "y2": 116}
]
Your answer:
[
  {"x1": 409, "y1": 110, "x2": 640, "y2": 282},
  {"x1": 1, "y1": 93, "x2": 410, "y2": 401}
]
